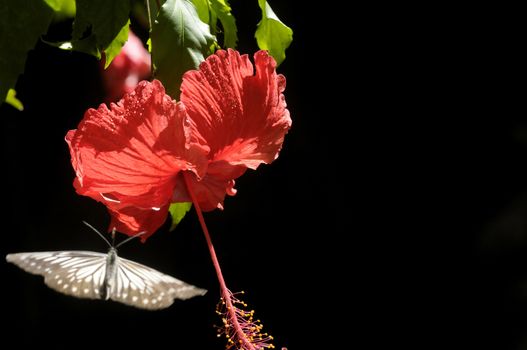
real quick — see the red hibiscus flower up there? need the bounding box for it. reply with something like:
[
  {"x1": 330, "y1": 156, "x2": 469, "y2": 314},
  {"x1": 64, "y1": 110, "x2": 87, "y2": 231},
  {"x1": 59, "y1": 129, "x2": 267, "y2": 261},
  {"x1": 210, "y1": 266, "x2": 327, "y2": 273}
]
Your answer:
[
  {"x1": 178, "y1": 50, "x2": 291, "y2": 211},
  {"x1": 102, "y1": 31, "x2": 151, "y2": 103},
  {"x1": 67, "y1": 49, "x2": 290, "y2": 240}
]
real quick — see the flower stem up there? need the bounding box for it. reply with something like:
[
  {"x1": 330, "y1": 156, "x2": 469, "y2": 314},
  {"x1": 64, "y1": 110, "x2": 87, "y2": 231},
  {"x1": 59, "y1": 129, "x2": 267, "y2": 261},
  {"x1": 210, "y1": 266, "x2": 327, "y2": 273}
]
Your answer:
[
  {"x1": 145, "y1": 0, "x2": 155, "y2": 78},
  {"x1": 182, "y1": 172, "x2": 256, "y2": 350}
]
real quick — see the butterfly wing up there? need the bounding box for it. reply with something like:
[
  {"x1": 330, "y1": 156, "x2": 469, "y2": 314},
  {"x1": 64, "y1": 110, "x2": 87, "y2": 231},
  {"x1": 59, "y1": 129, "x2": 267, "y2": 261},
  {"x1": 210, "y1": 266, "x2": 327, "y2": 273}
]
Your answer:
[
  {"x1": 6, "y1": 251, "x2": 107, "y2": 300},
  {"x1": 111, "y1": 256, "x2": 207, "y2": 310}
]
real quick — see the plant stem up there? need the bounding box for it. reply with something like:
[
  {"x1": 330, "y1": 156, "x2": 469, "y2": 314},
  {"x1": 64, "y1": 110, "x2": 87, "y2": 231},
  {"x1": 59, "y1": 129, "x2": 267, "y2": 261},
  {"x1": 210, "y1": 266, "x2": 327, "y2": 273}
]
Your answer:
[
  {"x1": 182, "y1": 172, "x2": 255, "y2": 350},
  {"x1": 145, "y1": 0, "x2": 155, "y2": 78}
]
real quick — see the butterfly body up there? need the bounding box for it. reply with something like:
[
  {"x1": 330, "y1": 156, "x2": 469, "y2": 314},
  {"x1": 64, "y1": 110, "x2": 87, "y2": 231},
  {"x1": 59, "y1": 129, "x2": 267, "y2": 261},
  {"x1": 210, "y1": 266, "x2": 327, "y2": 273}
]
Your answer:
[
  {"x1": 100, "y1": 247, "x2": 118, "y2": 300},
  {"x1": 6, "y1": 250, "x2": 206, "y2": 310}
]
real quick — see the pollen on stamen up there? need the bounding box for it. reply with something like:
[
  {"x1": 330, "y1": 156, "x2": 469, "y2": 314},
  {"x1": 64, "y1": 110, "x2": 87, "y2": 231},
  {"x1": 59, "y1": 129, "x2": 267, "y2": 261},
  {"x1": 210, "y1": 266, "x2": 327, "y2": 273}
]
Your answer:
[{"x1": 215, "y1": 290, "x2": 275, "y2": 350}]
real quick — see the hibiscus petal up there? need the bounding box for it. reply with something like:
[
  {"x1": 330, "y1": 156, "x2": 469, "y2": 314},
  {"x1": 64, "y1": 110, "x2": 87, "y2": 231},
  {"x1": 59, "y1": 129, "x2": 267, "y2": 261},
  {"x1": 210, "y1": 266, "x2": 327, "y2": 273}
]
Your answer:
[
  {"x1": 108, "y1": 204, "x2": 170, "y2": 241},
  {"x1": 174, "y1": 162, "x2": 246, "y2": 211},
  {"x1": 179, "y1": 49, "x2": 291, "y2": 210},
  {"x1": 66, "y1": 80, "x2": 205, "y2": 213},
  {"x1": 181, "y1": 49, "x2": 291, "y2": 166}
]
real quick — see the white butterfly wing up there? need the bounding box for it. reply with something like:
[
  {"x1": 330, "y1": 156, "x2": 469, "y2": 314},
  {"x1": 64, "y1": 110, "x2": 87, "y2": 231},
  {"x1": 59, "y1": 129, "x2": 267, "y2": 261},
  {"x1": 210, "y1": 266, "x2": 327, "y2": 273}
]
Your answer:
[
  {"x1": 111, "y1": 256, "x2": 207, "y2": 310},
  {"x1": 6, "y1": 251, "x2": 107, "y2": 300}
]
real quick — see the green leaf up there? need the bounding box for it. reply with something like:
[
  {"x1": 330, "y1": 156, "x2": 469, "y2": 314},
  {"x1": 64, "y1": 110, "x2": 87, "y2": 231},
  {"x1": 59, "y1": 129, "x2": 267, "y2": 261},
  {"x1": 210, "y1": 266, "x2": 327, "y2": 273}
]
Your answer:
[
  {"x1": 210, "y1": 0, "x2": 237, "y2": 48},
  {"x1": 43, "y1": 0, "x2": 66, "y2": 11},
  {"x1": 60, "y1": 0, "x2": 76, "y2": 17},
  {"x1": 146, "y1": 38, "x2": 152, "y2": 53},
  {"x1": 41, "y1": 0, "x2": 76, "y2": 21},
  {"x1": 5, "y1": 89, "x2": 24, "y2": 111},
  {"x1": 255, "y1": 0, "x2": 292, "y2": 66},
  {"x1": 151, "y1": 0, "x2": 215, "y2": 98},
  {"x1": 103, "y1": 20, "x2": 130, "y2": 68},
  {"x1": 190, "y1": 0, "x2": 210, "y2": 24},
  {"x1": 0, "y1": 0, "x2": 54, "y2": 102},
  {"x1": 190, "y1": 0, "x2": 237, "y2": 49},
  {"x1": 168, "y1": 202, "x2": 192, "y2": 231},
  {"x1": 71, "y1": 0, "x2": 132, "y2": 66},
  {"x1": 49, "y1": 34, "x2": 99, "y2": 58}
]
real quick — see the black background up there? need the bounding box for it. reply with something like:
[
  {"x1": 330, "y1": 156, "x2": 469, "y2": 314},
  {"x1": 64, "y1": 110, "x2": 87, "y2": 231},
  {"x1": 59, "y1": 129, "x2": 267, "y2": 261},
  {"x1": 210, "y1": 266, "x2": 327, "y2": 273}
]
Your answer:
[{"x1": 1, "y1": 2, "x2": 524, "y2": 349}]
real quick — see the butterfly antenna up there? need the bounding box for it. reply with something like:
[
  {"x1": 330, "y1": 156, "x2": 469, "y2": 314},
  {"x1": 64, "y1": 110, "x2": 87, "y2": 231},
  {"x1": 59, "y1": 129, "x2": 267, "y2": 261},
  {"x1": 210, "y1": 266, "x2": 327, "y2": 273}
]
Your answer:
[
  {"x1": 82, "y1": 221, "x2": 112, "y2": 248},
  {"x1": 115, "y1": 231, "x2": 146, "y2": 248}
]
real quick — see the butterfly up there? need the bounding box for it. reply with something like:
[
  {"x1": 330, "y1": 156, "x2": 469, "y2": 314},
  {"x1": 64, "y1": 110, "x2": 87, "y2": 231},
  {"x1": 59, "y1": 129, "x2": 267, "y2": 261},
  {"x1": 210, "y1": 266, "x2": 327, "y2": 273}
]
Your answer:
[{"x1": 5, "y1": 222, "x2": 206, "y2": 310}]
